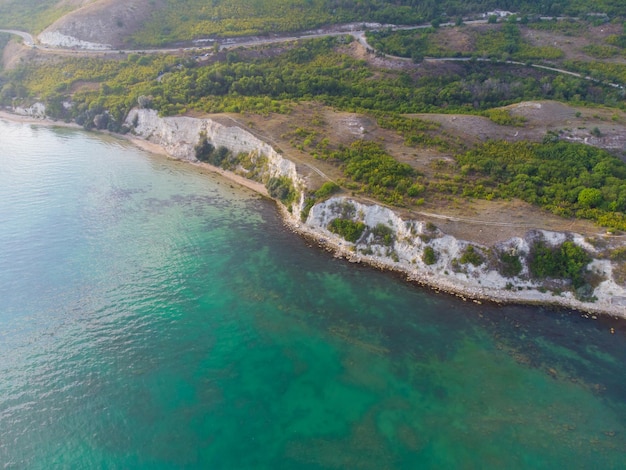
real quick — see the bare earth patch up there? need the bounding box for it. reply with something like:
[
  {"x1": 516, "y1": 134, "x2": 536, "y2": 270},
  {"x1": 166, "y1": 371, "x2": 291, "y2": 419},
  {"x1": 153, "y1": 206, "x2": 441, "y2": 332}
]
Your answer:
[
  {"x1": 411, "y1": 199, "x2": 602, "y2": 246},
  {"x1": 522, "y1": 23, "x2": 626, "y2": 63},
  {"x1": 431, "y1": 27, "x2": 474, "y2": 53}
]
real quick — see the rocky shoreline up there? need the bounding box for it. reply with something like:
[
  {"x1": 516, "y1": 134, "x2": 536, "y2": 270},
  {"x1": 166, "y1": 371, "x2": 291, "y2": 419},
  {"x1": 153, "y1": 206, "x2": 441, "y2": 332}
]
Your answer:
[
  {"x1": 3, "y1": 107, "x2": 626, "y2": 320},
  {"x1": 277, "y1": 203, "x2": 625, "y2": 319}
]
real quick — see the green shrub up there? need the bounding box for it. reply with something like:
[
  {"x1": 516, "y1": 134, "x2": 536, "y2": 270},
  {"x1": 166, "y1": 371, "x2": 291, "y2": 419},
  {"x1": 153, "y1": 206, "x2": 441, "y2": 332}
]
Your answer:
[
  {"x1": 609, "y1": 247, "x2": 626, "y2": 261},
  {"x1": 484, "y1": 109, "x2": 526, "y2": 126},
  {"x1": 499, "y1": 251, "x2": 522, "y2": 277},
  {"x1": 328, "y1": 218, "x2": 366, "y2": 243},
  {"x1": 266, "y1": 176, "x2": 296, "y2": 204},
  {"x1": 300, "y1": 181, "x2": 340, "y2": 221},
  {"x1": 315, "y1": 181, "x2": 340, "y2": 199},
  {"x1": 370, "y1": 223, "x2": 394, "y2": 246},
  {"x1": 577, "y1": 188, "x2": 603, "y2": 208},
  {"x1": 300, "y1": 196, "x2": 316, "y2": 222},
  {"x1": 422, "y1": 246, "x2": 437, "y2": 265},
  {"x1": 456, "y1": 140, "x2": 626, "y2": 230},
  {"x1": 529, "y1": 241, "x2": 591, "y2": 288},
  {"x1": 195, "y1": 134, "x2": 215, "y2": 162},
  {"x1": 459, "y1": 245, "x2": 484, "y2": 266}
]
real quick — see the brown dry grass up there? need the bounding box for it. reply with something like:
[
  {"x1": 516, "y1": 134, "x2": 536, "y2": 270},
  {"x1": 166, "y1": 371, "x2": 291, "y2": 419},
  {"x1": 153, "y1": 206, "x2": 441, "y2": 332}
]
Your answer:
[
  {"x1": 521, "y1": 22, "x2": 626, "y2": 63},
  {"x1": 431, "y1": 27, "x2": 474, "y2": 53},
  {"x1": 197, "y1": 99, "x2": 614, "y2": 245}
]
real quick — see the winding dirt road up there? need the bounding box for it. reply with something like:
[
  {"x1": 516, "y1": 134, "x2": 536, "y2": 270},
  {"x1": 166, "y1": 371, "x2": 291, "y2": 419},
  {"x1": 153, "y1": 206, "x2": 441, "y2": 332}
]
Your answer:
[{"x1": 0, "y1": 29, "x2": 35, "y2": 46}]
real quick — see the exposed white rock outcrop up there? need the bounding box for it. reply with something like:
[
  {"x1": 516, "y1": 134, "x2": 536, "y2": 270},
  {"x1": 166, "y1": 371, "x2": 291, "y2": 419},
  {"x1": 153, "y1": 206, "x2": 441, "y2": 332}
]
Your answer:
[
  {"x1": 126, "y1": 109, "x2": 305, "y2": 213},
  {"x1": 125, "y1": 108, "x2": 626, "y2": 318},
  {"x1": 38, "y1": 31, "x2": 112, "y2": 50},
  {"x1": 305, "y1": 197, "x2": 626, "y2": 317},
  {"x1": 11, "y1": 102, "x2": 46, "y2": 118}
]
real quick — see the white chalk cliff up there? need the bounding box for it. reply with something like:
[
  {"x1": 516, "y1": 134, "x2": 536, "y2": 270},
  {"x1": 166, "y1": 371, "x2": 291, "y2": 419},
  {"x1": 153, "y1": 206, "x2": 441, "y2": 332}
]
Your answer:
[{"x1": 0, "y1": 107, "x2": 578, "y2": 319}]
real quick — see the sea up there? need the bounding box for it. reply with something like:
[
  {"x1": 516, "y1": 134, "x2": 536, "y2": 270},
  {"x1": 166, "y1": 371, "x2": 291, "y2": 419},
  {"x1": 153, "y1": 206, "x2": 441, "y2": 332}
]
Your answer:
[{"x1": 1, "y1": 118, "x2": 625, "y2": 469}]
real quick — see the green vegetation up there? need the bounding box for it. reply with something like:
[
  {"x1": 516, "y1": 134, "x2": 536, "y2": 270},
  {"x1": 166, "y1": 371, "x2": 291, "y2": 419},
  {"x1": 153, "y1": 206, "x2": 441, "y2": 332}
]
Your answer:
[
  {"x1": 483, "y1": 108, "x2": 526, "y2": 126},
  {"x1": 459, "y1": 245, "x2": 484, "y2": 266},
  {"x1": 529, "y1": 240, "x2": 591, "y2": 288},
  {"x1": 582, "y1": 44, "x2": 622, "y2": 59},
  {"x1": 370, "y1": 223, "x2": 395, "y2": 246},
  {"x1": 128, "y1": 0, "x2": 625, "y2": 47},
  {"x1": 134, "y1": 0, "x2": 433, "y2": 46},
  {"x1": 563, "y1": 59, "x2": 626, "y2": 87},
  {"x1": 1, "y1": 53, "x2": 178, "y2": 128},
  {"x1": 0, "y1": 0, "x2": 74, "y2": 32},
  {"x1": 195, "y1": 135, "x2": 231, "y2": 166},
  {"x1": 0, "y1": 33, "x2": 10, "y2": 69},
  {"x1": 301, "y1": 181, "x2": 340, "y2": 221},
  {"x1": 374, "y1": 113, "x2": 456, "y2": 152},
  {"x1": 328, "y1": 218, "x2": 365, "y2": 243},
  {"x1": 194, "y1": 134, "x2": 214, "y2": 162},
  {"x1": 368, "y1": 22, "x2": 564, "y2": 62},
  {"x1": 365, "y1": 28, "x2": 452, "y2": 61},
  {"x1": 456, "y1": 140, "x2": 626, "y2": 230},
  {"x1": 321, "y1": 140, "x2": 419, "y2": 205},
  {"x1": 266, "y1": 176, "x2": 297, "y2": 205},
  {"x1": 499, "y1": 251, "x2": 523, "y2": 277},
  {"x1": 474, "y1": 23, "x2": 564, "y2": 61},
  {"x1": 525, "y1": 18, "x2": 585, "y2": 35},
  {"x1": 422, "y1": 246, "x2": 438, "y2": 265},
  {"x1": 3, "y1": 34, "x2": 624, "y2": 135},
  {"x1": 609, "y1": 246, "x2": 626, "y2": 285},
  {"x1": 315, "y1": 181, "x2": 340, "y2": 199}
]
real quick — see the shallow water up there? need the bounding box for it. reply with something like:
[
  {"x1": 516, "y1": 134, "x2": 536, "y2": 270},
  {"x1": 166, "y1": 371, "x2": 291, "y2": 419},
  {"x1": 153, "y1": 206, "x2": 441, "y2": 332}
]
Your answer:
[{"x1": 1, "y1": 119, "x2": 625, "y2": 468}]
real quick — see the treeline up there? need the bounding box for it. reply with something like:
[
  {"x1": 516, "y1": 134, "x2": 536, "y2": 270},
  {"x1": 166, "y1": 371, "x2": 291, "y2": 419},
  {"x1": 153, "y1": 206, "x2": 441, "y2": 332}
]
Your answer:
[
  {"x1": 456, "y1": 140, "x2": 626, "y2": 230},
  {"x1": 2, "y1": 35, "x2": 624, "y2": 131},
  {"x1": 1, "y1": 33, "x2": 622, "y2": 131},
  {"x1": 128, "y1": 0, "x2": 626, "y2": 46},
  {"x1": 135, "y1": 39, "x2": 626, "y2": 113}
]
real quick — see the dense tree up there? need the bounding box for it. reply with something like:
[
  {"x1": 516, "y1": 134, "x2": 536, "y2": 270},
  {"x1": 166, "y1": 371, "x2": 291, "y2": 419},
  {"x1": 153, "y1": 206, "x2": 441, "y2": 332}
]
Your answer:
[{"x1": 456, "y1": 140, "x2": 626, "y2": 229}]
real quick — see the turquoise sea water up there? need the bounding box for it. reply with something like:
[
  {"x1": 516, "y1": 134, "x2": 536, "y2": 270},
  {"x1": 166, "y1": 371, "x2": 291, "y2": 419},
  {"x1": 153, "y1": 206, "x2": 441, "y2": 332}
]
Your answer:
[{"x1": 1, "y1": 118, "x2": 625, "y2": 469}]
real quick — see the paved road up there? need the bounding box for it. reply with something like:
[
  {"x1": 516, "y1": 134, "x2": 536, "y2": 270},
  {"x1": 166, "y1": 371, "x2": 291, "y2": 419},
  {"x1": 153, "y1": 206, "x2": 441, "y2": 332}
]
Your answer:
[{"x1": 0, "y1": 29, "x2": 35, "y2": 46}]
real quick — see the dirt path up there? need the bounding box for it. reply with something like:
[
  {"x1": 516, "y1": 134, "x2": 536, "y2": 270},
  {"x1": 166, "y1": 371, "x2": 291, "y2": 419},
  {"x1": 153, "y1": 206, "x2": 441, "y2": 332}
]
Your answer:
[{"x1": 9, "y1": 17, "x2": 620, "y2": 90}]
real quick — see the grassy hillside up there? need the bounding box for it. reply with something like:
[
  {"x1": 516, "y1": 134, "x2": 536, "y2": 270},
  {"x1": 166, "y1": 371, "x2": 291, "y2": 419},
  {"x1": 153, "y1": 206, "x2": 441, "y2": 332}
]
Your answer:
[
  {"x1": 128, "y1": 0, "x2": 626, "y2": 46},
  {"x1": 0, "y1": 0, "x2": 79, "y2": 32},
  {"x1": 1, "y1": 0, "x2": 622, "y2": 46}
]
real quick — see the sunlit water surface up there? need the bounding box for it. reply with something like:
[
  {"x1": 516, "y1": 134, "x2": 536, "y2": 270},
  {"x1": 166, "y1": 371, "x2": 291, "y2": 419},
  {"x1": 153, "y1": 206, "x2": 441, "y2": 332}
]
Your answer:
[{"x1": 1, "y1": 119, "x2": 625, "y2": 469}]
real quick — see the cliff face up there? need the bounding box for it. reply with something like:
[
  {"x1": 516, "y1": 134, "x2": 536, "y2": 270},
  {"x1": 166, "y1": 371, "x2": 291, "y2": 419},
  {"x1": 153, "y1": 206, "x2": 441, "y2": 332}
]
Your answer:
[
  {"x1": 123, "y1": 108, "x2": 626, "y2": 318},
  {"x1": 12, "y1": 103, "x2": 46, "y2": 118},
  {"x1": 126, "y1": 109, "x2": 305, "y2": 212},
  {"x1": 308, "y1": 197, "x2": 626, "y2": 314}
]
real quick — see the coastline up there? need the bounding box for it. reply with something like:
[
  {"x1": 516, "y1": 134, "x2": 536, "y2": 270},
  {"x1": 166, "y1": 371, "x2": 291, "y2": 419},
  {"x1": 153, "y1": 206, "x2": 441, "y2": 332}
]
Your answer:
[
  {"x1": 277, "y1": 204, "x2": 625, "y2": 321},
  {"x1": 2, "y1": 109, "x2": 624, "y2": 320},
  {"x1": 0, "y1": 110, "x2": 269, "y2": 196}
]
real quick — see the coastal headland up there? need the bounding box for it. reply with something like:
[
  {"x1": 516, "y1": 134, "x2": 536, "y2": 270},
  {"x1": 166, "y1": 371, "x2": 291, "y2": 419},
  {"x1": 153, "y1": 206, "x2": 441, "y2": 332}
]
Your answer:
[{"x1": 4, "y1": 106, "x2": 625, "y2": 319}]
